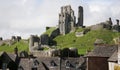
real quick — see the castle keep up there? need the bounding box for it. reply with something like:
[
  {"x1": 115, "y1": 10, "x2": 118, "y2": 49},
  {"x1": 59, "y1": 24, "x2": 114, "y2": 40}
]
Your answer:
[{"x1": 59, "y1": 5, "x2": 84, "y2": 35}]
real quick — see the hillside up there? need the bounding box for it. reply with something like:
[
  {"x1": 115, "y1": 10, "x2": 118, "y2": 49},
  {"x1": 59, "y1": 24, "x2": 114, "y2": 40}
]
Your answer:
[
  {"x1": 0, "y1": 40, "x2": 29, "y2": 53},
  {"x1": 53, "y1": 28, "x2": 120, "y2": 54},
  {"x1": 0, "y1": 27, "x2": 120, "y2": 54}
]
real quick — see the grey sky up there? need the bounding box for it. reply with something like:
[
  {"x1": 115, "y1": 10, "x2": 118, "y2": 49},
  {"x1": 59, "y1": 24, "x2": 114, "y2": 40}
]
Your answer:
[{"x1": 0, "y1": 0, "x2": 120, "y2": 39}]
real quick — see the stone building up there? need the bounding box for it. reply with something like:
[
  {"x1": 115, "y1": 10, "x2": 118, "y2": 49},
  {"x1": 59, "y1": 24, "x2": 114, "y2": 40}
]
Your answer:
[
  {"x1": 29, "y1": 35, "x2": 40, "y2": 52},
  {"x1": 58, "y1": 5, "x2": 76, "y2": 35},
  {"x1": 0, "y1": 52, "x2": 18, "y2": 70},
  {"x1": 86, "y1": 45, "x2": 117, "y2": 70},
  {"x1": 0, "y1": 50, "x2": 86, "y2": 70}
]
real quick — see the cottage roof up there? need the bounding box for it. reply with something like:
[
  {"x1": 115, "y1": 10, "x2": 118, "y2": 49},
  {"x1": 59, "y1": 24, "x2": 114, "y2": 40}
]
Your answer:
[
  {"x1": 19, "y1": 57, "x2": 86, "y2": 70},
  {"x1": 19, "y1": 58, "x2": 47, "y2": 70},
  {"x1": 86, "y1": 45, "x2": 117, "y2": 57},
  {"x1": 7, "y1": 53, "x2": 17, "y2": 61},
  {"x1": 108, "y1": 50, "x2": 118, "y2": 62}
]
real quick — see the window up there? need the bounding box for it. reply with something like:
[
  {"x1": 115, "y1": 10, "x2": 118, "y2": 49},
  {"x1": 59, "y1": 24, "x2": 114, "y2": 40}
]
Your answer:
[
  {"x1": 2, "y1": 63, "x2": 7, "y2": 70},
  {"x1": 50, "y1": 60, "x2": 57, "y2": 68},
  {"x1": 65, "y1": 60, "x2": 70, "y2": 68},
  {"x1": 33, "y1": 60, "x2": 39, "y2": 67}
]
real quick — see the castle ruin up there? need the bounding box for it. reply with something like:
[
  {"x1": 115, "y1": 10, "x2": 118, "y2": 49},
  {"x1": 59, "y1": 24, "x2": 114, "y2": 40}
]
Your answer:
[
  {"x1": 77, "y1": 6, "x2": 84, "y2": 26},
  {"x1": 59, "y1": 5, "x2": 84, "y2": 35}
]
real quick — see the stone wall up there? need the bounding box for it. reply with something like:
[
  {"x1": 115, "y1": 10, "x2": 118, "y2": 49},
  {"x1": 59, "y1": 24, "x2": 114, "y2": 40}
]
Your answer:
[
  {"x1": 40, "y1": 34, "x2": 49, "y2": 45},
  {"x1": 31, "y1": 49, "x2": 60, "y2": 57},
  {"x1": 77, "y1": 6, "x2": 83, "y2": 27},
  {"x1": 11, "y1": 36, "x2": 22, "y2": 42},
  {"x1": 58, "y1": 5, "x2": 84, "y2": 35},
  {"x1": 29, "y1": 34, "x2": 51, "y2": 52},
  {"x1": 58, "y1": 5, "x2": 76, "y2": 35},
  {"x1": 29, "y1": 35, "x2": 40, "y2": 52},
  {"x1": 113, "y1": 19, "x2": 120, "y2": 32}
]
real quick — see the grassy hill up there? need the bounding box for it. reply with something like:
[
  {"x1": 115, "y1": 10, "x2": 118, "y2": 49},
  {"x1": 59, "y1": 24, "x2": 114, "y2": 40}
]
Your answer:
[
  {"x1": 0, "y1": 40, "x2": 29, "y2": 53},
  {"x1": 0, "y1": 27, "x2": 120, "y2": 55},
  {"x1": 53, "y1": 28, "x2": 120, "y2": 54}
]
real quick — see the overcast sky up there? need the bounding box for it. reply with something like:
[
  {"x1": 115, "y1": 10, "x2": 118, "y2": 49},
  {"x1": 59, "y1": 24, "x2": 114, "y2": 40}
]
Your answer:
[{"x1": 0, "y1": 0, "x2": 120, "y2": 39}]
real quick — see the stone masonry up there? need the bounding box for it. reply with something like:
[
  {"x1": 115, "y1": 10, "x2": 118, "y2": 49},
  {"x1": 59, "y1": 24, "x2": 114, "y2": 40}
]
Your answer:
[
  {"x1": 59, "y1": 5, "x2": 76, "y2": 35},
  {"x1": 29, "y1": 34, "x2": 50, "y2": 52},
  {"x1": 58, "y1": 5, "x2": 84, "y2": 35},
  {"x1": 29, "y1": 35, "x2": 40, "y2": 52},
  {"x1": 77, "y1": 6, "x2": 83, "y2": 27}
]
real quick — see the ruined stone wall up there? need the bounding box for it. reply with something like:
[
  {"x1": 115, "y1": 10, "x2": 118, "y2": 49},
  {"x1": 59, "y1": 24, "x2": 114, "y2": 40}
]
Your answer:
[
  {"x1": 77, "y1": 6, "x2": 83, "y2": 27},
  {"x1": 59, "y1": 5, "x2": 76, "y2": 35},
  {"x1": 29, "y1": 35, "x2": 40, "y2": 52},
  {"x1": 40, "y1": 34, "x2": 49, "y2": 45}
]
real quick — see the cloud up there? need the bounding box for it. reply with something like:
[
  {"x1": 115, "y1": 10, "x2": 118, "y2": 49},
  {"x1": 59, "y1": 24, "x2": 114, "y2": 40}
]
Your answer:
[{"x1": 0, "y1": 0, "x2": 120, "y2": 39}]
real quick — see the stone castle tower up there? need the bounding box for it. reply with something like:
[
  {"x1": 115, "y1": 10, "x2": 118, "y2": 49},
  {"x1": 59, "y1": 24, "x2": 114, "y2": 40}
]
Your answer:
[
  {"x1": 58, "y1": 5, "x2": 76, "y2": 35},
  {"x1": 59, "y1": 5, "x2": 84, "y2": 35},
  {"x1": 77, "y1": 6, "x2": 83, "y2": 27}
]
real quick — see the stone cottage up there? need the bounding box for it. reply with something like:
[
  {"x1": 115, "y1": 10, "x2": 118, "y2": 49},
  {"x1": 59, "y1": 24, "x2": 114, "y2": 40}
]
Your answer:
[
  {"x1": 85, "y1": 45, "x2": 117, "y2": 70},
  {"x1": 0, "y1": 50, "x2": 86, "y2": 70}
]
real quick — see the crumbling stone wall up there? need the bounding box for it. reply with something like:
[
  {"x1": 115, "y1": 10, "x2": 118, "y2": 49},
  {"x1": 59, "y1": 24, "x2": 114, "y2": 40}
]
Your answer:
[
  {"x1": 29, "y1": 35, "x2": 40, "y2": 52},
  {"x1": 40, "y1": 34, "x2": 49, "y2": 45},
  {"x1": 11, "y1": 36, "x2": 22, "y2": 42},
  {"x1": 58, "y1": 5, "x2": 76, "y2": 35},
  {"x1": 58, "y1": 5, "x2": 84, "y2": 35},
  {"x1": 77, "y1": 6, "x2": 83, "y2": 27},
  {"x1": 113, "y1": 19, "x2": 120, "y2": 32},
  {"x1": 90, "y1": 18, "x2": 114, "y2": 30},
  {"x1": 29, "y1": 34, "x2": 51, "y2": 52}
]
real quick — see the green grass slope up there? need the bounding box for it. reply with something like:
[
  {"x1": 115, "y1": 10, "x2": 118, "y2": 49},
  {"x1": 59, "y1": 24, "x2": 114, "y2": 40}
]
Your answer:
[
  {"x1": 0, "y1": 40, "x2": 29, "y2": 53},
  {"x1": 54, "y1": 28, "x2": 120, "y2": 54},
  {"x1": 0, "y1": 28, "x2": 120, "y2": 55},
  {"x1": 44, "y1": 27, "x2": 56, "y2": 36}
]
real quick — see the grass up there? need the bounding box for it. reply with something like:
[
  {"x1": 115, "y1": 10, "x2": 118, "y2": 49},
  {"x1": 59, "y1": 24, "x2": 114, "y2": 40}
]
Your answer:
[
  {"x1": 54, "y1": 29, "x2": 120, "y2": 55},
  {"x1": 0, "y1": 40, "x2": 29, "y2": 53},
  {"x1": 44, "y1": 27, "x2": 56, "y2": 36},
  {"x1": 0, "y1": 28, "x2": 120, "y2": 55}
]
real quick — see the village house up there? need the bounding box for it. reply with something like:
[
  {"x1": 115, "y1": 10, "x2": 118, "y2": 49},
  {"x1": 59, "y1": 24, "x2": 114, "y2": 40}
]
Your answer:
[
  {"x1": 0, "y1": 52, "x2": 86, "y2": 70},
  {"x1": 85, "y1": 45, "x2": 118, "y2": 70}
]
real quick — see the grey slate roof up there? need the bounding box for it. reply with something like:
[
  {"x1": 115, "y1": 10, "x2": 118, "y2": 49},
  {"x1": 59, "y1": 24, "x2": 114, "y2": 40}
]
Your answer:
[
  {"x1": 86, "y1": 45, "x2": 118, "y2": 57},
  {"x1": 0, "y1": 52, "x2": 16, "y2": 62},
  {"x1": 108, "y1": 50, "x2": 118, "y2": 62},
  {"x1": 7, "y1": 53, "x2": 17, "y2": 62},
  {"x1": 18, "y1": 56, "x2": 86, "y2": 70}
]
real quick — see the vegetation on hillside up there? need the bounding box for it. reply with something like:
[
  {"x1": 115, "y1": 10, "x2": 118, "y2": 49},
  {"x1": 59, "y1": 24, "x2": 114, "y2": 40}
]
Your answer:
[
  {"x1": 44, "y1": 27, "x2": 56, "y2": 36},
  {"x1": 0, "y1": 27, "x2": 120, "y2": 55},
  {"x1": 54, "y1": 28, "x2": 120, "y2": 54},
  {"x1": 0, "y1": 40, "x2": 29, "y2": 53}
]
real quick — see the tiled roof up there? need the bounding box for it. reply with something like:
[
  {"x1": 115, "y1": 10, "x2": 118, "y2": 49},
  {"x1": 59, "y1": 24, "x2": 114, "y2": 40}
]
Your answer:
[
  {"x1": 86, "y1": 45, "x2": 118, "y2": 57},
  {"x1": 7, "y1": 54, "x2": 17, "y2": 62},
  {"x1": 19, "y1": 56, "x2": 86, "y2": 70},
  {"x1": 108, "y1": 50, "x2": 118, "y2": 62}
]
